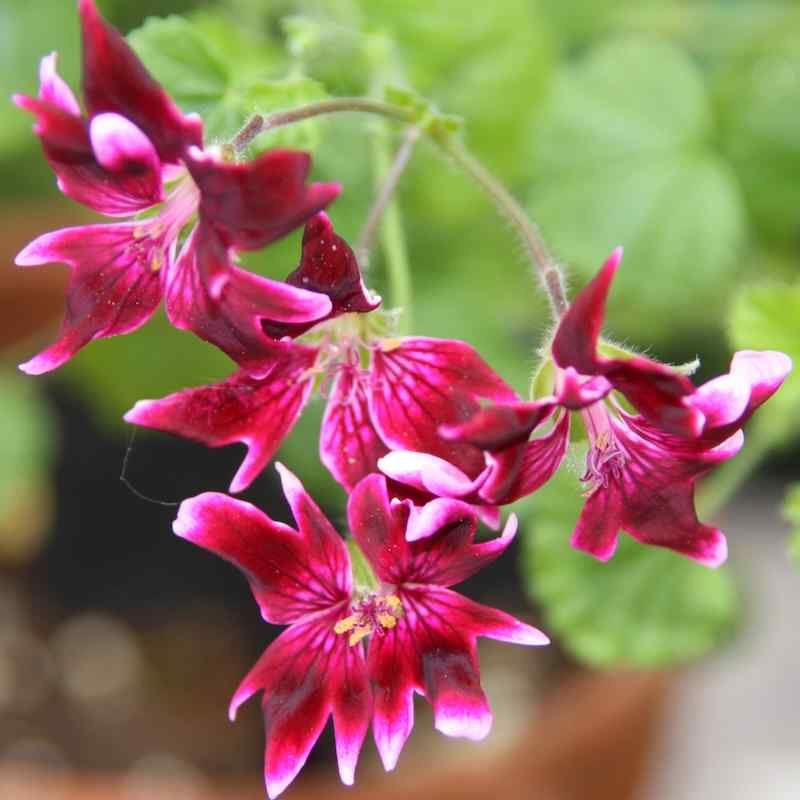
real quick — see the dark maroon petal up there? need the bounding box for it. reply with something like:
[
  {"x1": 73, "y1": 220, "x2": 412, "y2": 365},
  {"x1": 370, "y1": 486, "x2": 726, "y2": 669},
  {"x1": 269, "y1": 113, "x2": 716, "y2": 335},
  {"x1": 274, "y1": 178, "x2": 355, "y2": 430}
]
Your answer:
[
  {"x1": 16, "y1": 223, "x2": 162, "y2": 374},
  {"x1": 164, "y1": 224, "x2": 331, "y2": 375},
  {"x1": 348, "y1": 474, "x2": 518, "y2": 585},
  {"x1": 479, "y1": 412, "x2": 571, "y2": 505},
  {"x1": 551, "y1": 250, "x2": 702, "y2": 437},
  {"x1": 229, "y1": 609, "x2": 368, "y2": 797},
  {"x1": 370, "y1": 337, "x2": 519, "y2": 478},
  {"x1": 263, "y1": 213, "x2": 381, "y2": 339},
  {"x1": 320, "y1": 367, "x2": 390, "y2": 491},
  {"x1": 125, "y1": 345, "x2": 317, "y2": 493},
  {"x1": 173, "y1": 478, "x2": 351, "y2": 624},
  {"x1": 185, "y1": 147, "x2": 340, "y2": 251},
  {"x1": 552, "y1": 248, "x2": 621, "y2": 374},
  {"x1": 368, "y1": 585, "x2": 546, "y2": 766},
  {"x1": 13, "y1": 94, "x2": 163, "y2": 215},
  {"x1": 604, "y1": 357, "x2": 702, "y2": 438},
  {"x1": 440, "y1": 399, "x2": 556, "y2": 451},
  {"x1": 78, "y1": 0, "x2": 202, "y2": 162}
]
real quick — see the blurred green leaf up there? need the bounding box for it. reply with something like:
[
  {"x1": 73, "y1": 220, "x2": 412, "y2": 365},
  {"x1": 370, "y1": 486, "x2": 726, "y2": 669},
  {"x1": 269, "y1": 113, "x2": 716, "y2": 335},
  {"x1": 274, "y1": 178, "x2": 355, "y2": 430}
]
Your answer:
[
  {"x1": 128, "y1": 12, "x2": 322, "y2": 145},
  {"x1": 529, "y1": 38, "x2": 747, "y2": 343},
  {"x1": 783, "y1": 483, "x2": 800, "y2": 569},
  {"x1": 522, "y1": 462, "x2": 738, "y2": 667},
  {"x1": 716, "y1": 10, "x2": 800, "y2": 243}
]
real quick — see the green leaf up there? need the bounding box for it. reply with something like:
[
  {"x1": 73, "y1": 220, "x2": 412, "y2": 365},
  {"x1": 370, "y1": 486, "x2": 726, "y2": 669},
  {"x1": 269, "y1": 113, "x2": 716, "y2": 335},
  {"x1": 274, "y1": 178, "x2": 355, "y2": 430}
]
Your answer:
[
  {"x1": 783, "y1": 483, "x2": 800, "y2": 569},
  {"x1": 128, "y1": 12, "x2": 322, "y2": 146},
  {"x1": 715, "y1": 9, "x2": 800, "y2": 243},
  {"x1": 528, "y1": 37, "x2": 747, "y2": 344},
  {"x1": 522, "y1": 463, "x2": 738, "y2": 667}
]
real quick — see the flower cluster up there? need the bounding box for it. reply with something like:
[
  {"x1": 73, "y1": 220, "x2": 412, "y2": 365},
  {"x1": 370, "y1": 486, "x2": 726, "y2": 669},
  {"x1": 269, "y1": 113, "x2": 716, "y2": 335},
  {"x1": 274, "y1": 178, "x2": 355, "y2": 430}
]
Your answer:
[{"x1": 14, "y1": 2, "x2": 792, "y2": 797}]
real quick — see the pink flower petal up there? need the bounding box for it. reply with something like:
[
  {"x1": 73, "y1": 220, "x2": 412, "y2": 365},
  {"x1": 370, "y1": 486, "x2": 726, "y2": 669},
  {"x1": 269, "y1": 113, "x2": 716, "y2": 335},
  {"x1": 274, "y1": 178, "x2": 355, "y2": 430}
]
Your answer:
[
  {"x1": 729, "y1": 350, "x2": 792, "y2": 410},
  {"x1": 440, "y1": 400, "x2": 556, "y2": 451},
  {"x1": 571, "y1": 415, "x2": 731, "y2": 566},
  {"x1": 89, "y1": 112, "x2": 162, "y2": 199},
  {"x1": 185, "y1": 147, "x2": 340, "y2": 251},
  {"x1": 13, "y1": 94, "x2": 163, "y2": 215},
  {"x1": 377, "y1": 450, "x2": 484, "y2": 499},
  {"x1": 552, "y1": 250, "x2": 703, "y2": 437},
  {"x1": 369, "y1": 337, "x2": 518, "y2": 478},
  {"x1": 348, "y1": 474, "x2": 517, "y2": 585},
  {"x1": 265, "y1": 213, "x2": 381, "y2": 339},
  {"x1": 38, "y1": 53, "x2": 80, "y2": 115},
  {"x1": 125, "y1": 345, "x2": 317, "y2": 493},
  {"x1": 368, "y1": 586, "x2": 547, "y2": 764},
  {"x1": 164, "y1": 224, "x2": 331, "y2": 375},
  {"x1": 479, "y1": 412, "x2": 571, "y2": 505},
  {"x1": 228, "y1": 610, "x2": 367, "y2": 798},
  {"x1": 173, "y1": 486, "x2": 351, "y2": 624},
  {"x1": 320, "y1": 367, "x2": 390, "y2": 491},
  {"x1": 16, "y1": 223, "x2": 162, "y2": 374},
  {"x1": 78, "y1": 0, "x2": 202, "y2": 162}
]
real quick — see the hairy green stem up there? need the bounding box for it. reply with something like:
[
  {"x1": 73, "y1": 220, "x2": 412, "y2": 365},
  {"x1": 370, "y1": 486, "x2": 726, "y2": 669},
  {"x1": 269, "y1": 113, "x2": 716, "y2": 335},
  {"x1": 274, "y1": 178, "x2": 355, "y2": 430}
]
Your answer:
[{"x1": 255, "y1": 98, "x2": 568, "y2": 316}]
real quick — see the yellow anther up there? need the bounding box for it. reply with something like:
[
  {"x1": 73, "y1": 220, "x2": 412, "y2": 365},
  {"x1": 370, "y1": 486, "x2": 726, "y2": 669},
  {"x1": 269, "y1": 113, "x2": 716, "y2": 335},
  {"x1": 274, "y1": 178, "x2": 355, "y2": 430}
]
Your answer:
[
  {"x1": 348, "y1": 626, "x2": 372, "y2": 647},
  {"x1": 150, "y1": 250, "x2": 164, "y2": 272},
  {"x1": 595, "y1": 430, "x2": 611, "y2": 450},
  {"x1": 384, "y1": 595, "x2": 402, "y2": 613},
  {"x1": 376, "y1": 613, "x2": 398, "y2": 629},
  {"x1": 379, "y1": 338, "x2": 403, "y2": 353},
  {"x1": 334, "y1": 614, "x2": 359, "y2": 635}
]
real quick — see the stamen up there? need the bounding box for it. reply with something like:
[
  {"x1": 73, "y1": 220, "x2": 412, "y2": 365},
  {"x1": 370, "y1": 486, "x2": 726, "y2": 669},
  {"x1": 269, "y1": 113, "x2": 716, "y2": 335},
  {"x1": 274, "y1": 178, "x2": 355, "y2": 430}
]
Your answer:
[{"x1": 334, "y1": 593, "x2": 403, "y2": 647}]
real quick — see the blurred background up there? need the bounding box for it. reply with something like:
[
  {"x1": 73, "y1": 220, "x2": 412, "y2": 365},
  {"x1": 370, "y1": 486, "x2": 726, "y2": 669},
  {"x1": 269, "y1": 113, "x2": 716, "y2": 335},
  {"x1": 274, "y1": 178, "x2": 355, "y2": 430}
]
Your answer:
[{"x1": 0, "y1": 0, "x2": 799, "y2": 797}]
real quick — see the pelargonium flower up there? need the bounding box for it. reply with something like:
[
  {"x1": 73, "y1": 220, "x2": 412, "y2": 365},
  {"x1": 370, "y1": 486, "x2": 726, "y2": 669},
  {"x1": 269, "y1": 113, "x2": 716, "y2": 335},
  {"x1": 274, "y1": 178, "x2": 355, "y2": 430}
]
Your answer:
[
  {"x1": 125, "y1": 213, "x2": 518, "y2": 526},
  {"x1": 381, "y1": 250, "x2": 792, "y2": 565},
  {"x1": 173, "y1": 465, "x2": 547, "y2": 797},
  {"x1": 14, "y1": 0, "x2": 338, "y2": 375}
]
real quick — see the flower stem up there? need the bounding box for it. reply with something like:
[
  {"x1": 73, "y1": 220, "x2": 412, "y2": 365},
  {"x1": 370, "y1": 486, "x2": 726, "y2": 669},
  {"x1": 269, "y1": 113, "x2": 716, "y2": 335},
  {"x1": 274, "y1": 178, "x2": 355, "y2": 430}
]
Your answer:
[
  {"x1": 356, "y1": 126, "x2": 420, "y2": 268},
  {"x1": 366, "y1": 124, "x2": 415, "y2": 334},
  {"x1": 254, "y1": 97, "x2": 569, "y2": 317},
  {"x1": 432, "y1": 137, "x2": 568, "y2": 317}
]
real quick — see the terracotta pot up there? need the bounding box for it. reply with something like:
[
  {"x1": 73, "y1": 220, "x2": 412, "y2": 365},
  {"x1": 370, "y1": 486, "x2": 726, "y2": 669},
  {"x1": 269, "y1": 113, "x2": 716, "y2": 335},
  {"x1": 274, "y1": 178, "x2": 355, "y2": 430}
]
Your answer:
[{"x1": 0, "y1": 669, "x2": 671, "y2": 800}]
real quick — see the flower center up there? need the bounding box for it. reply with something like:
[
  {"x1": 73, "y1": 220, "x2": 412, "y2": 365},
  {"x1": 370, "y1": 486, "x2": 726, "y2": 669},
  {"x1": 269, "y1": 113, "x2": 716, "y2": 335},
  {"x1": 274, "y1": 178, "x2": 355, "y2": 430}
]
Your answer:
[
  {"x1": 334, "y1": 593, "x2": 403, "y2": 647},
  {"x1": 580, "y1": 404, "x2": 625, "y2": 494},
  {"x1": 129, "y1": 173, "x2": 200, "y2": 272}
]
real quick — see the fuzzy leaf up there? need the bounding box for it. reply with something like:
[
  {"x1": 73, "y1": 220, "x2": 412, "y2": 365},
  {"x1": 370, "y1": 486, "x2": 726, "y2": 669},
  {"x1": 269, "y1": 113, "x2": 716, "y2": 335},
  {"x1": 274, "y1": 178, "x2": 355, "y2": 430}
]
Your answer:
[
  {"x1": 522, "y1": 463, "x2": 738, "y2": 667},
  {"x1": 528, "y1": 38, "x2": 747, "y2": 344}
]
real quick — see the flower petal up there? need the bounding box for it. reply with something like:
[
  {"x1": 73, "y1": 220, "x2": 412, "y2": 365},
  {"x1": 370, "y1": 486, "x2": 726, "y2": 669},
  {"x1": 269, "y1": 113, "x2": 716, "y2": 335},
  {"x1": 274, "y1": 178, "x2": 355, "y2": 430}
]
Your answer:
[
  {"x1": 16, "y1": 223, "x2": 162, "y2": 374},
  {"x1": 348, "y1": 474, "x2": 517, "y2": 585},
  {"x1": 39, "y1": 52, "x2": 80, "y2": 115},
  {"x1": 479, "y1": 412, "x2": 571, "y2": 505},
  {"x1": 173, "y1": 485, "x2": 350, "y2": 624},
  {"x1": 377, "y1": 450, "x2": 485, "y2": 499},
  {"x1": 368, "y1": 586, "x2": 546, "y2": 764},
  {"x1": 369, "y1": 337, "x2": 518, "y2": 477},
  {"x1": 320, "y1": 367, "x2": 389, "y2": 491},
  {"x1": 13, "y1": 94, "x2": 163, "y2": 215},
  {"x1": 185, "y1": 147, "x2": 340, "y2": 251},
  {"x1": 729, "y1": 350, "x2": 792, "y2": 411},
  {"x1": 78, "y1": 0, "x2": 202, "y2": 162},
  {"x1": 164, "y1": 224, "x2": 331, "y2": 375},
  {"x1": 439, "y1": 400, "x2": 556, "y2": 451},
  {"x1": 229, "y1": 610, "x2": 367, "y2": 798},
  {"x1": 264, "y1": 212, "x2": 381, "y2": 339},
  {"x1": 125, "y1": 344, "x2": 317, "y2": 493},
  {"x1": 552, "y1": 250, "x2": 703, "y2": 437}
]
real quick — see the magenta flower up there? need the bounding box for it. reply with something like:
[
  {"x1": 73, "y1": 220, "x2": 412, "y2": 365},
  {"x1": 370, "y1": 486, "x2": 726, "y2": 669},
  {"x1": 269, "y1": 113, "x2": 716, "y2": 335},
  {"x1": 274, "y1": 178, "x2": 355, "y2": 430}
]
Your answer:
[
  {"x1": 125, "y1": 213, "x2": 518, "y2": 513},
  {"x1": 14, "y1": 0, "x2": 338, "y2": 375},
  {"x1": 173, "y1": 465, "x2": 546, "y2": 797},
  {"x1": 382, "y1": 250, "x2": 792, "y2": 565}
]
